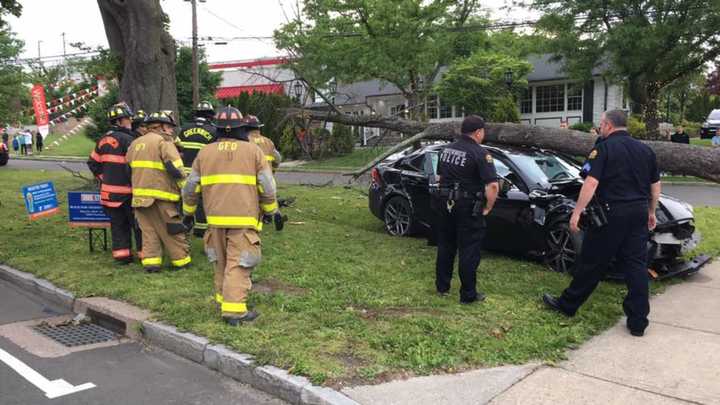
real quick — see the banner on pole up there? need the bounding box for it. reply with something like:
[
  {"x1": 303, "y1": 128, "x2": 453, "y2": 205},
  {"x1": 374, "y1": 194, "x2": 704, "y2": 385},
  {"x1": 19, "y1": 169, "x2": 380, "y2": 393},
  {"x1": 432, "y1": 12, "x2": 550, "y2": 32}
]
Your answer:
[{"x1": 31, "y1": 84, "x2": 50, "y2": 137}]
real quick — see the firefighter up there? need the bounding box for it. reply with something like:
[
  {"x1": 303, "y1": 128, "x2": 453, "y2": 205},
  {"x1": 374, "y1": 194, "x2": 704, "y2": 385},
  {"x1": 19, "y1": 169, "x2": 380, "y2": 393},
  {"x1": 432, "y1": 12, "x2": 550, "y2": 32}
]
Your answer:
[
  {"x1": 182, "y1": 106, "x2": 278, "y2": 325},
  {"x1": 87, "y1": 102, "x2": 142, "y2": 264},
  {"x1": 243, "y1": 115, "x2": 281, "y2": 172},
  {"x1": 177, "y1": 101, "x2": 216, "y2": 236},
  {"x1": 132, "y1": 110, "x2": 147, "y2": 137},
  {"x1": 126, "y1": 111, "x2": 191, "y2": 273}
]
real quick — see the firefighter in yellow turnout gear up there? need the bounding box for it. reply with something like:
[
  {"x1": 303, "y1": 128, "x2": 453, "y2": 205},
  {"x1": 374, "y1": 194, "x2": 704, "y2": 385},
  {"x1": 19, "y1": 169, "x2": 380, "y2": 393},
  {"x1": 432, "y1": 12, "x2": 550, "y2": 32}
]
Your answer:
[
  {"x1": 126, "y1": 111, "x2": 191, "y2": 273},
  {"x1": 182, "y1": 106, "x2": 278, "y2": 325},
  {"x1": 243, "y1": 115, "x2": 281, "y2": 172}
]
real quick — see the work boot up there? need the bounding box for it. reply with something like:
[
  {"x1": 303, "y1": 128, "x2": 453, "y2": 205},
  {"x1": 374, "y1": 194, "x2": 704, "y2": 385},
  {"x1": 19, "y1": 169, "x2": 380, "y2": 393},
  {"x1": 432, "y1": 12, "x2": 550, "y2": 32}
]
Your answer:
[
  {"x1": 542, "y1": 293, "x2": 574, "y2": 317},
  {"x1": 170, "y1": 264, "x2": 191, "y2": 272},
  {"x1": 460, "y1": 292, "x2": 486, "y2": 304},
  {"x1": 223, "y1": 311, "x2": 260, "y2": 326},
  {"x1": 144, "y1": 266, "x2": 161, "y2": 274},
  {"x1": 115, "y1": 257, "x2": 132, "y2": 266}
]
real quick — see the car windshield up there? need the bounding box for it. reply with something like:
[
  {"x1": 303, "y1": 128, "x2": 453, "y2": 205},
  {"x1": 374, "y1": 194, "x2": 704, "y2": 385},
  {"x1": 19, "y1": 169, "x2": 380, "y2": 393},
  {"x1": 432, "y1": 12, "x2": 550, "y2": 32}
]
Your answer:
[
  {"x1": 708, "y1": 110, "x2": 720, "y2": 121},
  {"x1": 506, "y1": 151, "x2": 581, "y2": 185}
]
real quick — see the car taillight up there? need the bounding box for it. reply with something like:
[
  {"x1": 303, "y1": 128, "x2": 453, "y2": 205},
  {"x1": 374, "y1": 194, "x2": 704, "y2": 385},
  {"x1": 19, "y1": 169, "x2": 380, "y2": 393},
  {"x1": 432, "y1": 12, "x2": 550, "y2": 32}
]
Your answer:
[{"x1": 371, "y1": 167, "x2": 382, "y2": 185}]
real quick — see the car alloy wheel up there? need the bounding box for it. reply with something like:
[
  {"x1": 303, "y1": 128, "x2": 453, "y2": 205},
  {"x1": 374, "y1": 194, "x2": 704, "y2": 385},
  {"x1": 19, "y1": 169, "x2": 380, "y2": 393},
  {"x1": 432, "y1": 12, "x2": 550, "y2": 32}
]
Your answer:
[
  {"x1": 546, "y1": 221, "x2": 580, "y2": 273},
  {"x1": 383, "y1": 196, "x2": 413, "y2": 236}
]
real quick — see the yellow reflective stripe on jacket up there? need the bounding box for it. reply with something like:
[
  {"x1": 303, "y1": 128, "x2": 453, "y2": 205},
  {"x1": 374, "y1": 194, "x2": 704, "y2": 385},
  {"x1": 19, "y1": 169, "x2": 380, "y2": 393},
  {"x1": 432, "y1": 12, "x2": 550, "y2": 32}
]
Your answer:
[
  {"x1": 183, "y1": 201, "x2": 197, "y2": 214},
  {"x1": 172, "y1": 159, "x2": 183, "y2": 168},
  {"x1": 178, "y1": 179, "x2": 187, "y2": 189},
  {"x1": 179, "y1": 141, "x2": 206, "y2": 150},
  {"x1": 130, "y1": 160, "x2": 165, "y2": 170},
  {"x1": 262, "y1": 201, "x2": 278, "y2": 213},
  {"x1": 265, "y1": 155, "x2": 275, "y2": 162},
  {"x1": 221, "y1": 301, "x2": 248, "y2": 314},
  {"x1": 200, "y1": 174, "x2": 257, "y2": 186},
  {"x1": 142, "y1": 257, "x2": 162, "y2": 266},
  {"x1": 207, "y1": 216, "x2": 263, "y2": 230},
  {"x1": 133, "y1": 188, "x2": 180, "y2": 201},
  {"x1": 171, "y1": 256, "x2": 191, "y2": 267}
]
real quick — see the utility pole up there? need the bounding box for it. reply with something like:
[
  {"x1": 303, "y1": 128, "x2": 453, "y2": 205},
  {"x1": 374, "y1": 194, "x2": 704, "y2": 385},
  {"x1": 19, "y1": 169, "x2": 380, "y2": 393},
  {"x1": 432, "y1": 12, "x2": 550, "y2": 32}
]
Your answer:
[
  {"x1": 61, "y1": 32, "x2": 67, "y2": 79},
  {"x1": 191, "y1": 0, "x2": 199, "y2": 107},
  {"x1": 37, "y1": 40, "x2": 42, "y2": 61}
]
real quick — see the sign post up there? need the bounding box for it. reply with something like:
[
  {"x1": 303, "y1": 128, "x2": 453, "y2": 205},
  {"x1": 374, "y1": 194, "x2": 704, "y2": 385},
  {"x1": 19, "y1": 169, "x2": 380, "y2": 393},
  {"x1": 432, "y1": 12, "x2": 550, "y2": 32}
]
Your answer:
[
  {"x1": 22, "y1": 182, "x2": 59, "y2": 220},
  {"x1": 67, "y1": 191, "x2": 111, "y2": 252}
]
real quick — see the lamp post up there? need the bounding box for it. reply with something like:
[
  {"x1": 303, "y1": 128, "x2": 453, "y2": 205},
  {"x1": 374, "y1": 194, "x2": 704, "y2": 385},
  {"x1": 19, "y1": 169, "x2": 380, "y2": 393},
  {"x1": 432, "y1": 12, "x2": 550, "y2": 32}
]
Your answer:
[
  {"x1": 293, "y1": 80, "x2": 304, "y2": 102},
  {"x1": 504, "y1": 69, "x2": 514, "y2": 91},
  {"x1": 329, "y1": 78, "x2": 337, "y2": 103}
]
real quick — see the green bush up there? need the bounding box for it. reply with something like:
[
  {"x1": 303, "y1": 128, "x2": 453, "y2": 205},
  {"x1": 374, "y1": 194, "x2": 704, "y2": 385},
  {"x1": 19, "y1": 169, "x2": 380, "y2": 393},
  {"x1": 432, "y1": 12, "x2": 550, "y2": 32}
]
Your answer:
[
  {"x1": 85, "y1": 85, "x2": 119, "y2": 141},
  {"x1": 627, "y1": 115, "x2": 647, "y2": 139},
  {"x1": 279, "y1": 126, "x2": 304, "y2": 160},
  {"x1": 488, "y1": 96, "x2": 520, "y2": 123},
  {"x1": 328, "y1": 123, "x2": 355, "y2": 155},
  {"x1": 570, "y1": 122, "x2": 594, "y2": 132},
  {"x1": 681, "y1": 120, "x2": 702, "y2": 138}
]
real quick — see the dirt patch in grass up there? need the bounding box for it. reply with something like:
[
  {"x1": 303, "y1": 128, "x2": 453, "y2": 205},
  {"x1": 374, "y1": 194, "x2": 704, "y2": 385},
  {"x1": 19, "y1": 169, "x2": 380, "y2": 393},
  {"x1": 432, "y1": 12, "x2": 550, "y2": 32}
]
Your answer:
[{"x1": 253, "y1": 278, "x2": 307, "y2": 295}]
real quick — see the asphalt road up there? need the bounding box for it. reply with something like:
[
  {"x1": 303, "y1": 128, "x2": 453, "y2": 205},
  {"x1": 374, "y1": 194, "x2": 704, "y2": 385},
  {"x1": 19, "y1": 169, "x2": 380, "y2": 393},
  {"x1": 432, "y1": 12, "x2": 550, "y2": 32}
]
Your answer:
[
  {"x1": 0, "y1": 279, "x2": 287, "y2": 405},
  {"x1": 3, "y1": 157, "x2": 718, "y2": 206}
]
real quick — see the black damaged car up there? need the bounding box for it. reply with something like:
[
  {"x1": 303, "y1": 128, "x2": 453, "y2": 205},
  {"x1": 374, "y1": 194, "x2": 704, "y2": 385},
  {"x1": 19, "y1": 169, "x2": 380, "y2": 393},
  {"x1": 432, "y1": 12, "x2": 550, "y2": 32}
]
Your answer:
[{"x1": 369, "y1": 143, "x2": 709, "y2": 280}]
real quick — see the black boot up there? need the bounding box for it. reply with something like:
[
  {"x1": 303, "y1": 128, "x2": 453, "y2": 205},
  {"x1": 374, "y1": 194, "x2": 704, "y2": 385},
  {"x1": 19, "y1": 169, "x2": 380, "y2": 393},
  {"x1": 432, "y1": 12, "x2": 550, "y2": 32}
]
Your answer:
[
  {"x1": 144, "y1": 266, "x2": 161, "y2": 274},
  {"x1": 223, "y1": 311, "x2": 260, "y2": 326},
  {"x1": 542, "y1": 293, "x2": 574, "y2": 317}
]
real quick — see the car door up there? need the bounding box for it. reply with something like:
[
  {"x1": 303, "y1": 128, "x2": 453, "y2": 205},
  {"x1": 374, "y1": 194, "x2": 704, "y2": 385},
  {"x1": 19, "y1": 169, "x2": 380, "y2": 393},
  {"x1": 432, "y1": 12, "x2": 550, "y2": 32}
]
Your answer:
[
  {"x1": 399, "y1": 153, "x2": 433, "y2": 227},
  {"x1": 484, "y1": 156, "x2": 534, "y2": 253}
]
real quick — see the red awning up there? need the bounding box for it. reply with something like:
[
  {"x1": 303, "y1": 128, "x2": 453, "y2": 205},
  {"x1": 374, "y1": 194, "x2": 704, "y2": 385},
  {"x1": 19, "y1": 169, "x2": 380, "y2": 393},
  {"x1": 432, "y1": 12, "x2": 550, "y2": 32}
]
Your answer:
[{"x1": 215, "y1": 84, "x2": 285, "y2": 99}]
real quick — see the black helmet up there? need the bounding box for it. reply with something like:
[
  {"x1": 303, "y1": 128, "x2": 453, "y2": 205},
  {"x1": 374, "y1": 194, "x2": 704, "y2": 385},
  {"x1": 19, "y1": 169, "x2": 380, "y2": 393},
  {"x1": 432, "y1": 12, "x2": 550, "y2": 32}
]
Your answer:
[
  {"x1": 214, "y1": 106, "x2": 244, "y2": 130},
  {"x1": 145, "y1": 110, "x2": 177, "y2": 127},
  {"x1": 194, "y1": 101, "x2": 215, "y2": 114},
  {"x1": 242, "y1": 115, "x2": 264, "y2": 129},
  {"x1": 107, "y1": 102, "x2": 133, "y2": 123},
  {"x1": 132, "y1": 110, "x2": 146, "y2": 124}
]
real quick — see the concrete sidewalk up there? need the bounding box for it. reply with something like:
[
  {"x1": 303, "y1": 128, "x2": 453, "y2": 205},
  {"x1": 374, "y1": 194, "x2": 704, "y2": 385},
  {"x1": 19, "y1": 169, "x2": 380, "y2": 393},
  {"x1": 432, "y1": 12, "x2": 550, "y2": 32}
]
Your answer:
[{"x1": 343, "y1": 262, "x2": 719, "y2": 405}]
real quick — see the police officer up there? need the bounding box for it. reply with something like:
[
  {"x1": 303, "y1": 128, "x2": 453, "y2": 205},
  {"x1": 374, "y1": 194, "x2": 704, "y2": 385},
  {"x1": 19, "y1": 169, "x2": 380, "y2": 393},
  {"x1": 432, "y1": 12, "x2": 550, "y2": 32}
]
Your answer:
[
  {"x1": 182, "y1": 106, "x2": 278, "y2": 325},
  {"x1": 132, "y1": 110, "x2": 147, "y2": 137},
  {"x1": 434, "y1": 115, "x2": 499, "y2": 304},
  {"x1": 543, "y1": 110, "x2": 661, "y2": 337},
  {"x1": 126, "y1": 111, "x2": 191, "y2": 273},
  {"x1": 244, "y1": 115, "x2": 281, "y2": 172},
  {"x1": 177, "y1": 101, "x2": 216, "y2": 236},
  {"x1": 87, "y1": 102, "x2": 141, "y2": 264}
]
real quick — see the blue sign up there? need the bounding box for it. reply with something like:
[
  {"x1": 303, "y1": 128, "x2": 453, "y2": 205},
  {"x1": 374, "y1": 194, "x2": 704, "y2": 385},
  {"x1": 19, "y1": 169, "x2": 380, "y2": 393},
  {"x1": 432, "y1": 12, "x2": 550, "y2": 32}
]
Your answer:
[
  {"x1": 22, "y1": 181, "x2": 59, "y2": 220},
  {"x1": 68, "y1": 191, "x2": 110, "y2": 226}
]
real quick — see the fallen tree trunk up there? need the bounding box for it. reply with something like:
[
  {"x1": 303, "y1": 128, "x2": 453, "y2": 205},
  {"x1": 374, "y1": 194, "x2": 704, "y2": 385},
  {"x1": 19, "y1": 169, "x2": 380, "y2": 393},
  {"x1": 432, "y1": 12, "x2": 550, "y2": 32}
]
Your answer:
[{"x1": 285, "y1": 108, "x2": 720, "y2": 183}]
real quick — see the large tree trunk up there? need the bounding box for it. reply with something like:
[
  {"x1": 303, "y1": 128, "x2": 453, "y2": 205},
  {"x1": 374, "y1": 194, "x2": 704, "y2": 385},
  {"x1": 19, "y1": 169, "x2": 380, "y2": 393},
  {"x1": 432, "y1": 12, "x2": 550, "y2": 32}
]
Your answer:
[
  {"x1": 286, "y1": 108, "x2": 720, "y2": 183},
  {"x1": 97, "y1": 0, "x2": 177, "y2": 113}
]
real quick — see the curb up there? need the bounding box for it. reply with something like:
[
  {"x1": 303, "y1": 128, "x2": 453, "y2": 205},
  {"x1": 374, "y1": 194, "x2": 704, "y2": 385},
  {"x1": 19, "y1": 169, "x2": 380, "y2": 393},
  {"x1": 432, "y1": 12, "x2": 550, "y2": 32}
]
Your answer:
[
  {"x1": 14, "y1": 156, "x2": 86, "y2": 162},
  {"x1": 0, "y1": 264, "x2": 359, "y2": 405}
]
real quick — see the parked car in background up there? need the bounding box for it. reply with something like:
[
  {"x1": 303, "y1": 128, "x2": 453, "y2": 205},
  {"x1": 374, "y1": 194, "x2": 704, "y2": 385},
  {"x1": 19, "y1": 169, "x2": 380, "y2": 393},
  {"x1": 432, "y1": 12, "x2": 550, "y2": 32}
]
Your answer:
[
  {"x1": 700, "y1": 109, "x2": 720, "y2": 139},
  {"x1": 369, "y1": 142, "x2": 708, "y2": 280}
]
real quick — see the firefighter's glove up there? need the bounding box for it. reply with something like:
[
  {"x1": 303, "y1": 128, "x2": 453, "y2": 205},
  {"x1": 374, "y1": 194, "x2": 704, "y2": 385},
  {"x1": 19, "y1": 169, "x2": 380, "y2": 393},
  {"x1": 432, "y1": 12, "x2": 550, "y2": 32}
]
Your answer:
[
  {"x1": 262, "y1": 213, "x2": 274, "y2": 225},
  {"x1": 182, "y1": 215, "x2": 195, "y2": 231},
  {"x1": 274, "y1": 212, "x2": 287, "y2": 231}
]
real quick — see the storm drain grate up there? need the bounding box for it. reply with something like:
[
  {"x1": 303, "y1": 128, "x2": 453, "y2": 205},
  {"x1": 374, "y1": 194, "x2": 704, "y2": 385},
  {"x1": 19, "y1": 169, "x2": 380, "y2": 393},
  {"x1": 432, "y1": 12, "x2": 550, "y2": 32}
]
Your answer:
[{"x1": 33, "y1": 323, "x2": 118, "y2": 347}]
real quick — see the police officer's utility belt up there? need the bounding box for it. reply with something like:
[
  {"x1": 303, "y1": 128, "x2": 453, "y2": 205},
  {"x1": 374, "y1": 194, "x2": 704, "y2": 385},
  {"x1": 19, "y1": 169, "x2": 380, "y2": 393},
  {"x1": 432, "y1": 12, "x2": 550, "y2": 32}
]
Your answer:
[{"x1": 431, "y1": 188, "x2": 484, "y2": 201}]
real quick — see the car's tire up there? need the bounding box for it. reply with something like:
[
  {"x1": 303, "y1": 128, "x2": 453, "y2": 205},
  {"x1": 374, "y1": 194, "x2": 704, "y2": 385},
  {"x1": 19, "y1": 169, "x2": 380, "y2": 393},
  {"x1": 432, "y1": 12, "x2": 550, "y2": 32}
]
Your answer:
[
  {"x1": 383, "y1": 196, "x2": 414, "y2": 237},
  {"x1": 545, "y1": 218, "x2": 583, "y2": 274},
  {"x1": 0, "y1": 153, "x2": 8, "y2": 166}
]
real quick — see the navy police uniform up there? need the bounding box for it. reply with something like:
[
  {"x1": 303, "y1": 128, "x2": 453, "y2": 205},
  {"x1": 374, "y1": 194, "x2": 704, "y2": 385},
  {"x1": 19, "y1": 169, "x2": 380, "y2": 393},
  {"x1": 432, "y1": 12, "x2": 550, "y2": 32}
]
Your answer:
[
  {"x1": 434, "y1": 135, "x2": 497, "y2": 303},
  {"x1": 557, "y1": 129, "x2": 659, "y2": 334},
  {"x1": 177, "y1": 117, "x2": 216, "y2": 235}
]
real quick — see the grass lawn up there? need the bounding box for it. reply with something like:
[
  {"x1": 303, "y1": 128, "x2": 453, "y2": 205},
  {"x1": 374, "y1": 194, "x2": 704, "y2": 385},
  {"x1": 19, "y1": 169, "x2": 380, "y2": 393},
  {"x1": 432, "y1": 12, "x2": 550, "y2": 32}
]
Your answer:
[
  {"x1": 39, "y1": 129, "x2": 94, "y2": 157},
  {"x1": 293, "y1": 147, "x2": 389, "y2": 172},
  {"x1": 1, "y1": 169, "x2": 718, "y2": 386},
  {"x1": 691, "y1": 138, "x2": 713, "y2": 147}
]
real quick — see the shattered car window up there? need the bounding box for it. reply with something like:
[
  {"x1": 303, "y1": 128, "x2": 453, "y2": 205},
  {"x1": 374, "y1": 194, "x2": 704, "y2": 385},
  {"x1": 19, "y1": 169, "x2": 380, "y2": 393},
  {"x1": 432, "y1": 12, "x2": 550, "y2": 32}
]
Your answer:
[{"x1": 508, "y1": 152, "x2": 581, "y2": 185}]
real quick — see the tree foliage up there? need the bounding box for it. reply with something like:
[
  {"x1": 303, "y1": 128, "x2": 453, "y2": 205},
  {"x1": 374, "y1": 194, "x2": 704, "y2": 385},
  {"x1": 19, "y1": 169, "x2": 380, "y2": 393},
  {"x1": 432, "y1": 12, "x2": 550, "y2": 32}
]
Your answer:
[
  {"x1": 532, "y1": 0, "x2": 720, "y2": 139},
  {"x1": 0, "y1": 25, "x2": 26, "y2": 125},
  {"x1": 274, "y1": 0, "x2": 487, "y2": 118},
  {"x1": 85, "y1": 83, "x2": 119, "y2": 141},
  {"x1": 175, "y1": 46, "x2": 221, "y2": 124},
  {"x1": 437, "y1": 52, "x2": 531, "y2": 121},
  {"x1": 223, "y1": 91, "x2": 296, "y2": 145}
]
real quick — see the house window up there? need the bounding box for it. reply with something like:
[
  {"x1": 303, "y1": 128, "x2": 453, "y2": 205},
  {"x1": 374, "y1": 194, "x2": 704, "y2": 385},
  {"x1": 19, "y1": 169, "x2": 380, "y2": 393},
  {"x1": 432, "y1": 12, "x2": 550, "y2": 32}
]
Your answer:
[
  {"x1": 536, "y1": 84, "x2": 564, "y2": 113},
  {"x1": 390, "y1": 104, "x2": 406, "y2": 118},
  {"x1": 439, "y1": 98, "x2": 452, "y2": 119},
  {"x1": 453, "y1": 106, "x2": 464, "y2": 118},
  {"x1": 567, "y1": 85, "x2": 583, "y2": 111},
  {"x1": 426, "y1": 96, "x2": 438, "y2": 119},
  {"x1": 520, "y1": 88, "x2": 532, "y2": 114}
]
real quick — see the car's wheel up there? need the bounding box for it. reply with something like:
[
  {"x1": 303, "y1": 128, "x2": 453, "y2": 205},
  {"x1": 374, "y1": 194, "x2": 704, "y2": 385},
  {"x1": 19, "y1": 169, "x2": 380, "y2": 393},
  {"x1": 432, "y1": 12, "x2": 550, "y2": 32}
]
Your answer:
[
  {"x1": 383, "y1": 196, "x2": 414, "y2": 236},
  {"x1": 546, "y1": 219, "x2": 582, "y2": 274}
]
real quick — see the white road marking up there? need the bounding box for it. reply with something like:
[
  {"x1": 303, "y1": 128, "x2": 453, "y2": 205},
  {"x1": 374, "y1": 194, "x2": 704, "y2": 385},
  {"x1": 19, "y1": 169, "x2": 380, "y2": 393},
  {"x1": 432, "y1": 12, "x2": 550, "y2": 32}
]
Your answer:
[{"x1": 0, "y1": 347, "x2": 95, "y2": 399}]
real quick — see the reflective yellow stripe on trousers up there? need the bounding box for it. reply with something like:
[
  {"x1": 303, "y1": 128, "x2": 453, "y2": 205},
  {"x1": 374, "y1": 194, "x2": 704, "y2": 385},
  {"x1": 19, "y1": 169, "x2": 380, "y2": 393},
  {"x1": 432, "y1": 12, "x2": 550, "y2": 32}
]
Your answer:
[
  {"x1": 261, "y1": 201, "x2": 279, "y2": 213},
  {"x1": 206, "y1": 216, "x2": 263, "y2": 230},
  {"x1": 200, "y1": 174, "x2": 257, "y2": 186},
  {"x1": 171, "y1": 256, "x2": 191, "y2": 267},
  {"x1": 133, "y1": 188, "x2": 180, "y2": 201},
  {"x1": 142, "y1": 257, "x2": 162, "y2": 266},
  {"x1": 221, "y1": 301, "x2": 248, "y2": 314}
]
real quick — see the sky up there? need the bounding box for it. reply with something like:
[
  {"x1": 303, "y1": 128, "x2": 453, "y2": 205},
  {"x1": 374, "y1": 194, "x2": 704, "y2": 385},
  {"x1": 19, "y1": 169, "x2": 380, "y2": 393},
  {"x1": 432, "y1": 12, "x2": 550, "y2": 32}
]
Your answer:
[{"x1": 7, "y1": 0, "x2": 536, "y2": 64}]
